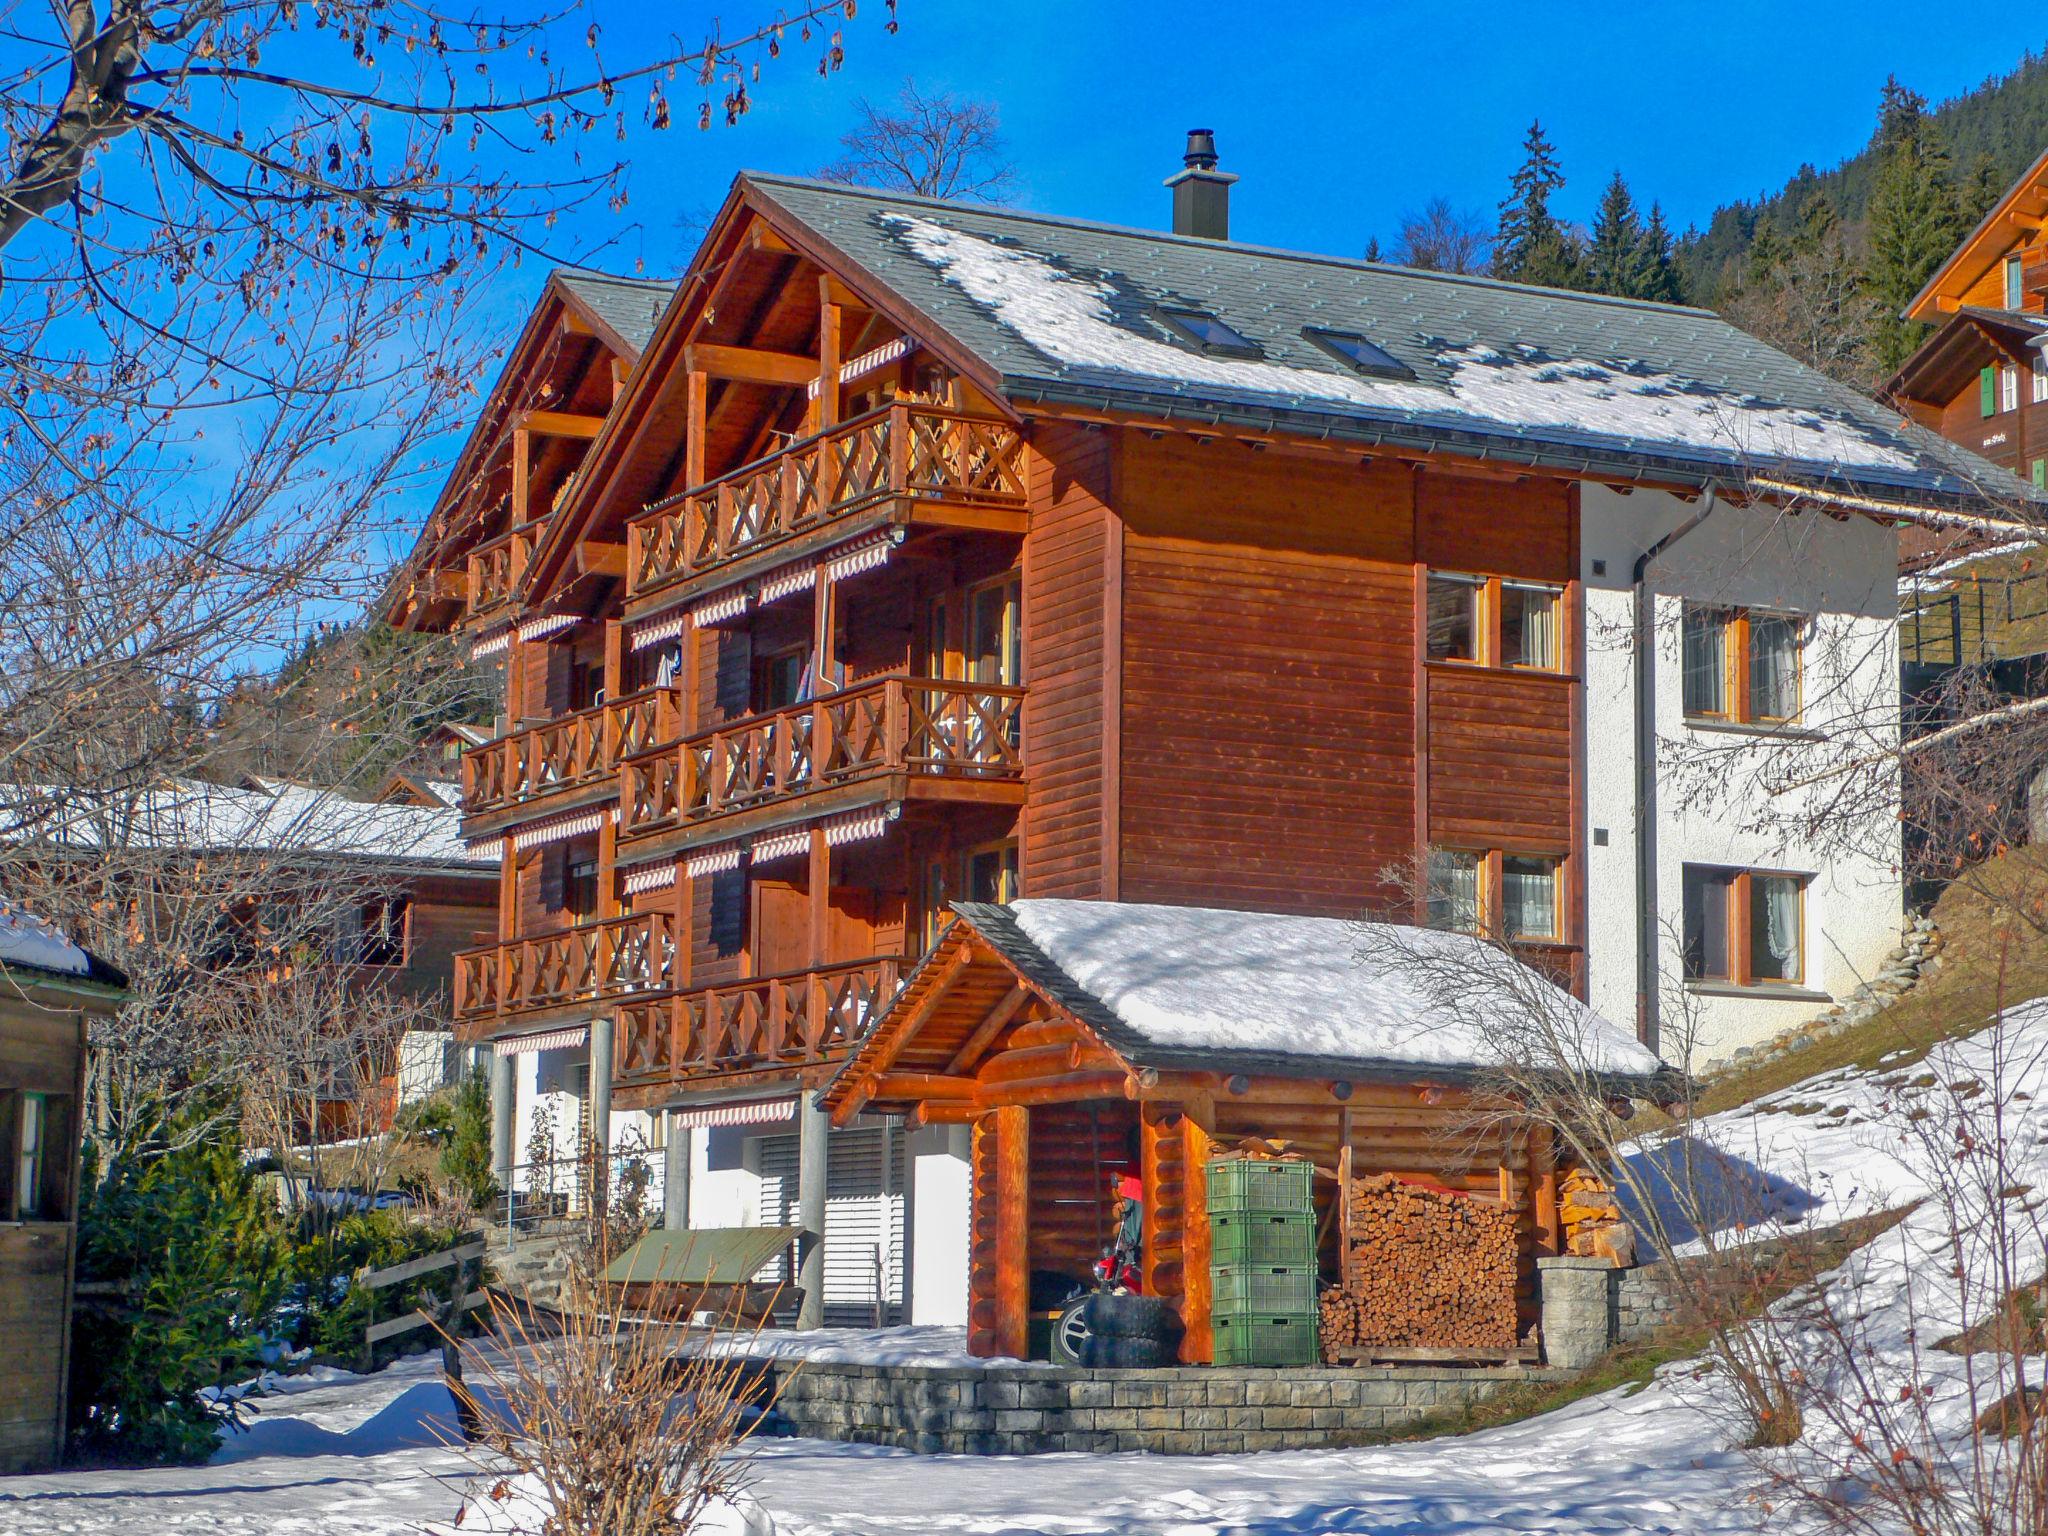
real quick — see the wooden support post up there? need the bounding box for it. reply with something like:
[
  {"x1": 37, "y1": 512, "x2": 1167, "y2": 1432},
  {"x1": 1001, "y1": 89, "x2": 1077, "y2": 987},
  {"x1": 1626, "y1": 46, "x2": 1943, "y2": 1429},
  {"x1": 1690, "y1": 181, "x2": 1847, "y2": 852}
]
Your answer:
[
  {"x1": 685, "y1": 370, "x2": 708, "y2": 490},
  {"x1": 603, "y1": 619, "x2": 624, "y2": 701},
  {"x1": 597, "y1": 816, "x2": 619, "y2": 921},
  {"x1": 1181, "y1": 1114, "x2": 1213, "y2": 1364},
  {"x1": 497, "y1": 849, "x2": 518, "y2": 942},
  {"x1": 992, "y1": 1103, "x2": 1030, "y2": 1361},
  {"x1": 1531, "y1": 1124, "x2": 1560, "y2": 1256},
  {"x1": 815, "y1": 284, "x2": 842, "y2": 432},
  {"x1": 797, "y1": 1095, "x2": 829, "y2": 1330},
  {"x1": 510, "y1": 428, "x2": 531, "y2": 525}
]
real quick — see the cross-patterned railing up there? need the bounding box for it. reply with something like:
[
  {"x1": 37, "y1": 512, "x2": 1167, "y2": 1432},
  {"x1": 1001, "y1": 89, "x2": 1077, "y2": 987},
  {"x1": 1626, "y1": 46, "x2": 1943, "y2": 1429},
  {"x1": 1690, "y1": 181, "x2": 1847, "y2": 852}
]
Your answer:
[
  {"x1": 626, "y1": 403, "x2": 1024, "y2": 597},
  {"x1": 614, "y1": 956, "x2": 903, "y2": 1087},
  {"x1": 617, "y1": 675, "x2": 1025, "y2": 840},
  {"x1": 454, "y1": 911, "x2": 678, "y2": 1024},
  {"x1": 466, "y1": 517, "x2": 547, "y2": 622},
  {"x1": 463, "y1": 687, "x2": 676, "y2": 819}
]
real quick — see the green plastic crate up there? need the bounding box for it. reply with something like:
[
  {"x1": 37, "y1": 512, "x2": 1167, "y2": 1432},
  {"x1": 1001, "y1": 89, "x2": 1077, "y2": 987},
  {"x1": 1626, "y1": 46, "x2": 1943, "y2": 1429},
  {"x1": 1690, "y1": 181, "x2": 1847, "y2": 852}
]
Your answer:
[
  {"x1": 1210, "y1": 1310, "x2": 1321, "y2": 1367},
  {"x1": 1210, "y1": 1263, "x2": 1316, "y2": 1314},
  {"x1": 1209, "y1": 1210, "x2": 1316, "y2": 1267},
  {"x1": 1206, "y1": 1157, "x2": 1314, "y2": 1214}
]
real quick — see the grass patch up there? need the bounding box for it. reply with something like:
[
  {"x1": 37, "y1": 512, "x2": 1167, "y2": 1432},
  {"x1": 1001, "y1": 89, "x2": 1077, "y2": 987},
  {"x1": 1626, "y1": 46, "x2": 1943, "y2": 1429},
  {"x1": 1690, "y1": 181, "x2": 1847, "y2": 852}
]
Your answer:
[{"x1": 1686, "y1": 848, "x2": 2048, "y2": 1119}]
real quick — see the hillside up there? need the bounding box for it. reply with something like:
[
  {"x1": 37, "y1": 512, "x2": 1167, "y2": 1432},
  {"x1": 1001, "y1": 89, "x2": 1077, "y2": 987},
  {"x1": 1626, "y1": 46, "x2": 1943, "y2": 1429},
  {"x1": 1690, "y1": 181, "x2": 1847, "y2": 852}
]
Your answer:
[{"x1": 1679, "y1": 45, "x2": 2048, "y2": 305}]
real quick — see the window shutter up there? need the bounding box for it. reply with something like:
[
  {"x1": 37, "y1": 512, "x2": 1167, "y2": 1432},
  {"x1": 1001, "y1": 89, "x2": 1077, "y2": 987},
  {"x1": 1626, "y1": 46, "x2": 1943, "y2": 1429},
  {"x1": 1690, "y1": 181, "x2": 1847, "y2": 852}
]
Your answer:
[
  {"x1": 709, "y1": 867, "x2": 745, "y2": 957},
  {"x1": 2034, "y1": 459, "x2": 2047, "y2": 491},
  {"x1": 1982, "y1": 367, "x2": 1999, "y2": 417},
  {"x1": 543, "y1": 645, "x2": 573, "y2": 715},
  {"x1": 539, "y1": 845, "x2": 566, "y2": 912}
]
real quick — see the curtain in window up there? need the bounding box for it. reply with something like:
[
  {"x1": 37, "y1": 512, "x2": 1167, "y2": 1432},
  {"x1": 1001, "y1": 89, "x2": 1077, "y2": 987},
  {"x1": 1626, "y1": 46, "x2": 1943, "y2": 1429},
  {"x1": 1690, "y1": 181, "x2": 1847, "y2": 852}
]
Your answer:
[
  {"x1": 1682, "y1": 608, "x2": 1725, "y2": 715},
  {"x1": 1753, "y1": 876, "x2": 1801, "y2": 982},
  {"x1": 1500, "y1": 858, "x2": 1557, "y2": 939},
  {"x1": 1426, "y1": 850, "x2": 1480, "y2": 931},
  {"x1": 1502, "y1": 584, "x2": 1558, "y2": 669},
  {"x1": 1749, "y1": 616, "x2": 1800, "y2": 721}
]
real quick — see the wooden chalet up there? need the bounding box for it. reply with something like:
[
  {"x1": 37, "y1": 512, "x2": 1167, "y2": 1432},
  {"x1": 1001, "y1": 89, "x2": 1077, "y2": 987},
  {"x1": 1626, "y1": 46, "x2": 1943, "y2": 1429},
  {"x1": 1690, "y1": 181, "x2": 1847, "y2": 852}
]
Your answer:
[
  {"x1": 1885, "y1": 147, "x2": 2048, "y2": 491},
  {"x1": 820, "y1": 901, "x2": 1662, "y2": 1360},
  {"x1": 388, "y1": 132, "x2": 1999, "y2": 1335},
  {"x1": 0, "y1": 903, "x2": 123, "y2": 1472}
]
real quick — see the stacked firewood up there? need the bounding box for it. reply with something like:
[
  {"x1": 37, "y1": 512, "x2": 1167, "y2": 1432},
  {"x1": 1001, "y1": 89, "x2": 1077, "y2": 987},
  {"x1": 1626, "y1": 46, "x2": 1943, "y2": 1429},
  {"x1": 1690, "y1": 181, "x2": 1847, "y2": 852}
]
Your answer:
[
  {"x1": 1318, "y1": 1173, "x2": 1518, "y2": 1357},
  {"x1": 1560, "y1": 1166, "x2": 1635, "y2": 1266}
]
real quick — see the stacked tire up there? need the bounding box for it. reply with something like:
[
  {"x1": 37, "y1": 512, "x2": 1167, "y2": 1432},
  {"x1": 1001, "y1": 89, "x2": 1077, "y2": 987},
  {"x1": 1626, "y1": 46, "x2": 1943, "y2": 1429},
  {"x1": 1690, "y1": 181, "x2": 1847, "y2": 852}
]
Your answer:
[{"x1": 1051, "y1": 1291, "x2": 1180, "y2": 1368}]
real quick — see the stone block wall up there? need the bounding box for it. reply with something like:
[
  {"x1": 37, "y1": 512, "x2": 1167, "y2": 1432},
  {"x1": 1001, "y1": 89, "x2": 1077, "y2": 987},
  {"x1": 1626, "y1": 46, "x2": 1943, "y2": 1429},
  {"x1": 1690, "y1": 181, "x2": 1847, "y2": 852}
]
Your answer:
[
  {"x1": 1615, "y1": 1263, "x2": 1678, "y2": 1341},
  {"x1": 750, "y1": 1359, "x2": 1550, "y2": 1456}
]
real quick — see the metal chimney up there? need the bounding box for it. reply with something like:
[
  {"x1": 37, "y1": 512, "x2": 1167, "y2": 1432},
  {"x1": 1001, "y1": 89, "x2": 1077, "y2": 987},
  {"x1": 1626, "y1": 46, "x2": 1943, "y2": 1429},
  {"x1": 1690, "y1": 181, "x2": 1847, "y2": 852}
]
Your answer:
[{"x1": 1165, "y1": 128, "x2": 1237, "y2": 241}]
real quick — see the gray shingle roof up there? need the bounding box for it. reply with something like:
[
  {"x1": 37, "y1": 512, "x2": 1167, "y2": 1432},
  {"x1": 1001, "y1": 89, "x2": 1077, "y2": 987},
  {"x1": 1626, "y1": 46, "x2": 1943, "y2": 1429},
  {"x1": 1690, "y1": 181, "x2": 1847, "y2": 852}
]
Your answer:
[
  {"x1": 555, "y1": 269, "x2": 676, "y2": 357},
  {"x1": 747, "y1": 174, "x2": 2027, "y2": 507}
]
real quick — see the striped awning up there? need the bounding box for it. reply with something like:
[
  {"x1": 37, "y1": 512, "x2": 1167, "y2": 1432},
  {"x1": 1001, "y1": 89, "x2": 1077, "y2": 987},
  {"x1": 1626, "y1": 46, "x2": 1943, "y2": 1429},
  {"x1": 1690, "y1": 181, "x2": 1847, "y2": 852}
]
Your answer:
[
  {"x1": 693, "y1": 590, "x2": 751, "y2": 628},
  {"x1": 824, "y1": 805, "x2": 897, "y2": 848},
  {"x1": 757, "y1": 560, "x2": 818, "y2": 606},
  {"x1": 509, "y1": 803, "x2": 612, "y2": 852},
  {"x1": 622, "y1": 862, "x2": 677, "y2": 896},
  {"x1": 494, "y1": 1024, "x2": 590, "y2": 1057},
  {"x1": 825, "y1": 532, "x2": 896, "y2": 584},
  {"x1": 469, "y1": 626, "x2": 514, "y2": 660},
  {"x1": 749, "y1": 826, "x2": 811, "y2": 865},
  {"x1": 517, "y1": 611, "x2": 579, "y2": 643},
  {"x1": 629, "y1": 609, "x2": 689, "y2": 653},
  {"x1": 685, "y1": 842, "x2": 745, "y2": 878},
  {"x1": 806, "y1": 337, "x2": 913, "y2": 399},
  {"x1": 669, "y1": 1095, "x2": 797, "y2": 1129}
]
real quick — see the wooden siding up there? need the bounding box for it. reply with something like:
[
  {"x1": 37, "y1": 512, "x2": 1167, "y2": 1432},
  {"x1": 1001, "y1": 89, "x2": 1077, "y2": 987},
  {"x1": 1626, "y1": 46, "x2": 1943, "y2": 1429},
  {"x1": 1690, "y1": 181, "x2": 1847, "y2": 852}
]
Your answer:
[
  {"x1": 1020, "y1": 424, "x2": 1112, "y2": 899},
  {"x1": 1424, "y1": 668, "x2": 1574, "y2": 850},
  {"x1": 1114, "y1": 435, "x2": 1418, "y2": 915}
]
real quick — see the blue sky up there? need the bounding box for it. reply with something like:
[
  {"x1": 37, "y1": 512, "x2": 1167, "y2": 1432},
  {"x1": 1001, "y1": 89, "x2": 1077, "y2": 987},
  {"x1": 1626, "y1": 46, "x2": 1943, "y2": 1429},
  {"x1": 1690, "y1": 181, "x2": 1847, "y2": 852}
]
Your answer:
[{"x1": 559, "y1": 1, "x2": 2048, "y2": 284}]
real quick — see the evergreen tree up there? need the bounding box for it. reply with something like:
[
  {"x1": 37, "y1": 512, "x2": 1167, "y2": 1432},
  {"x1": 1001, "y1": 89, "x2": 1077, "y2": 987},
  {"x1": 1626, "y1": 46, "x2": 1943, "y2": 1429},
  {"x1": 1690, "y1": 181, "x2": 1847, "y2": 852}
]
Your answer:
[
  {"x1": 1866, "y1": 77, "x2": 1966, "y2": 372},
  {"x1": 1495, "y1": 120, "x2": 1579, "y2": 288},
  {"x1": 1584, "y1": 171, "x2": 1648, "y2": 297},
  {"x1": 1363, "y1": 235, "x2": 1384, "y2": 263},
  {"x1": 1963, "y1": 151, "x2": 2005, "y2": 224},
  {"x1": 1639, "y1": 203, "x2": 1684, "y2": 304}
]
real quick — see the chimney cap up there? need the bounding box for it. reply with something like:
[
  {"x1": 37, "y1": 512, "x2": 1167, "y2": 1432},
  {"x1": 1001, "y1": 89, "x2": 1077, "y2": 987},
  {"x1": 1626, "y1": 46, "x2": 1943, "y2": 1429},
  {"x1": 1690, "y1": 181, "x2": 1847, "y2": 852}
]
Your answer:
[{"x1": 1183, "y1": 129, "x2": 1219, "y2": 171}]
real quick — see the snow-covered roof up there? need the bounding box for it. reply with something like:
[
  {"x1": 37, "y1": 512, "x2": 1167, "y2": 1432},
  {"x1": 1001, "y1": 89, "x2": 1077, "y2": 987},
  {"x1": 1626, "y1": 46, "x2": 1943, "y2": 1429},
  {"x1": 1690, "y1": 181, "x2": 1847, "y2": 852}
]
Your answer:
[
  {"x1": 13, "y1": 778, "x2": 496, "y2": 871},
  {"x1": 0, "y1": 896, "x2": 91, "y2": 976},
  {"x1": 948, "y1": 900, "x2": 1662, "y2": 1084},
  {"x1": 746, "y1": 174, "x2": 2025, "y2": 507}
]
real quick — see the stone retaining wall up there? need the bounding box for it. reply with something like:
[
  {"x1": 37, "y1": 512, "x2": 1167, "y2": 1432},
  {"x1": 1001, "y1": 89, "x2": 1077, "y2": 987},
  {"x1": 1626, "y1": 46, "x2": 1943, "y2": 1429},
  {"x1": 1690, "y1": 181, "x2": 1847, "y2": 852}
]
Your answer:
[
  {"x1": 1615, "y1": 1263, "x2": 1679, "y2": 1342},
  {"x1": 751, "y1": 1359, "x2": 1551, "y2": 1456}
]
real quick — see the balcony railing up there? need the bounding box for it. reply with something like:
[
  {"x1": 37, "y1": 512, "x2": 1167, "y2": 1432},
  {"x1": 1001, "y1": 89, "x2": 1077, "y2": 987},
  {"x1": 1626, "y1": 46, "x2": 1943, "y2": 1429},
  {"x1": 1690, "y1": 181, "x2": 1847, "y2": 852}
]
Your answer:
[
  {"x1": 615, "y1": 956, "x2": 903, "y2": 1087},
  {"x1": 466, "y1": 518, "x2": 547, "y2": 622},
  {"x1": 626, "y1": 403, "x2": 1025, "y2": 597},
  {"x1": 454, "y1": 911, "x2": 678, "y2": 1024},
  {"x1": 619, "y1": 676, "x2": 1025, "y2": 841},
  {"x1": 464, "y1": 687, "x2": 675, "y2": 820}
]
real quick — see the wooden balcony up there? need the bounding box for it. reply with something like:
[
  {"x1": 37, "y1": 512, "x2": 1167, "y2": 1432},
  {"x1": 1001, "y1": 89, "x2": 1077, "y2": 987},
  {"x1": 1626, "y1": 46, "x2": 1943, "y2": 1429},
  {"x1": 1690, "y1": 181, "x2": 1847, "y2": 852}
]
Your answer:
[
  {"x1": 614, "y1": 955, "x2": 904, "y2": 1097},
  {"x1": 618, "y1": 676, "x2": 1026, "y2": 853},
  {"x1": 462, "y1": 686, "x2": 675, "y2": 834},
  {"x1": 465, "y1": 517, "x2": 546, "y2": 626},
  {"x1": 625, "y1": 403, "x2": 1026, "y2": 607},
  {"x1": 454, "y1": 911, "x2": 678, "y2": 1030}
]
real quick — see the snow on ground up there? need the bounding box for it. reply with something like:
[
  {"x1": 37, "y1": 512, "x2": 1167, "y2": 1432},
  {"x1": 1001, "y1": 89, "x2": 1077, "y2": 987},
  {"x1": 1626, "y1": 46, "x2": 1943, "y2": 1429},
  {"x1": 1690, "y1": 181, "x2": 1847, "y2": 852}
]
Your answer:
[
  {"x1": 709, "y1": 1324, "x2": 1035, "y2": 1370},
  {"x1": 9, "y1": 1003, "x2": 2045, "y2": 1535}
]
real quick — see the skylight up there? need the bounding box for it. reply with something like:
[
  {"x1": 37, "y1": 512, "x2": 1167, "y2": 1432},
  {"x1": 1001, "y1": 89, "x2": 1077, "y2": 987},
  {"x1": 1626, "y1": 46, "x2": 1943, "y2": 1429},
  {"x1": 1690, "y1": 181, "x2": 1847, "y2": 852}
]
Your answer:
[
  {"x1": 1155, "y1": 308, "x2": 1261, "y2": 359},
  {"x1": 1304, "y1": 327, "x2": 1414, "y2": 381}
]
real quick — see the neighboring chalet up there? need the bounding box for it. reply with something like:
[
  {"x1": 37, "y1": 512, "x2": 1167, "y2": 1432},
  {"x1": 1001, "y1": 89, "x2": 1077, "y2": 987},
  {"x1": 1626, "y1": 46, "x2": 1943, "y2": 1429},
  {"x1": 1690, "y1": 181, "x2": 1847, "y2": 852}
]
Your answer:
[
  {"x1": 0, "y1": 901, "x2": 123, "y2": 1473},
  {"x1": 389, "y1": 135, "x2": 2007, "y2": 1333}
]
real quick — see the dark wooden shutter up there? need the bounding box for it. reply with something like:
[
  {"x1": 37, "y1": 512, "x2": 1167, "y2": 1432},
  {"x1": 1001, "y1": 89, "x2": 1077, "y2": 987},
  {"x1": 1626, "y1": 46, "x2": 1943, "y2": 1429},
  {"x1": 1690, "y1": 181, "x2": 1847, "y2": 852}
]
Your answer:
[
  {"x1": 709, "y1": 867, "x2": 745, "y2": 957},
  {"x1": 714, "y1": 631, "x2": 752, "y2": 718},
  {"x1": 544, "y1": 644, "x2": 573, "y2": 715},
  {"x1": 539, "y1": 846, "x2": 566, "y2": 914}
]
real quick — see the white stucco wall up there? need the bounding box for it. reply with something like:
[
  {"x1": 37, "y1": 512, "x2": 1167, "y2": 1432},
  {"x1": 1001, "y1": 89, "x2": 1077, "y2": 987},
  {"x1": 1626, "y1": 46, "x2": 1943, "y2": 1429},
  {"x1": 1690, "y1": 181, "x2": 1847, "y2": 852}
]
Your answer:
[
  {"x1": 1579, "y1": 484, "x2": 1903, "y2": 1068},
  {"x1": 907, "y1": 1124, "x2": 971, "y2": 1326},
  {"x1": 505, "y1": 1040, "x2": 655, "y2": 1197}
]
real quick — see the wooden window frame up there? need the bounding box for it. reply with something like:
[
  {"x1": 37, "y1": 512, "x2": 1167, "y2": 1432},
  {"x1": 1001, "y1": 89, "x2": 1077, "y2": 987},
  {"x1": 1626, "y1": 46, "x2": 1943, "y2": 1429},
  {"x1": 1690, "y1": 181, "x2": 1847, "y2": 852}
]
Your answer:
[
  {"x1": 2004, "y1": 362, "x2": 2022, "y2": 415},
  {"x1": 1424, "y1": 570, "x2": 1567, "y2": 674},
  {"x1": 1426, "y1": 846, "x2": 1566, "y2": 943},
  {"x1": 354, "y1": 895, "x2": 413, "y2": 969},
  {"x1": 1683, "y1": 864, "x2": 1807, "y2": 988},
  {"x1": 1682, "y1": 604, "x2": 1804, "y2": 726},
  {"x1": 964, "y1": 571, "x2": 1024, "y2": 688},
  {"x1": 964, "y1": 838, "x2": 1020, "y2": 906}
]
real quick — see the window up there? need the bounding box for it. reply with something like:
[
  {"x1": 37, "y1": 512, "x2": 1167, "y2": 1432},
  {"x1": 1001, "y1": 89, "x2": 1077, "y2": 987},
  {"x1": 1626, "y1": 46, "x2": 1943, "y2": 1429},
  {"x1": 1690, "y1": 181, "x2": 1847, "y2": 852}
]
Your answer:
[
  {"x1": 967, "y1": 574, "x2": 1022, "y2": 687},
  {"x1": 2009, "y1": 254, "x2": 2027, "y2": 311},
  {"x1": 1425, "y1": 849, "x2": 1482, "y2": 932},
  {"x1": 752, "y1": 647, "x2": 808, "y2": 713},
  {"x1": 1425, "y1": 571, "x2": 1566, "y2": 671},
  {"x1": 1683, "y1": 865, "x2": 1805, "y2": 987},
  {"x1": 7, "y1": 1091, "x2": 69, "y2": 1222},
  {"x1": 352, "y1": 896, "x2": 411, "y2": 967},
  {"x1": 16, "y1": 1092, "x2": 45, "y2": 1218},
  {"x1": 1155, "y1": 308, "x2": 1261, "y2": 359},
  {"x1": 1682, "y1": 604, "x2": 1803, "y2": 725},
  {"x1": 2004, "y1": 363, "x2": 2022, "y2": 415},
  {"x1": 1303, "y1": 327, "x2": 1414, "y2": 380},
  {"x1": 1426, "y1": 848, "x2": 1564, "y2": 943},
  {"x1": 565, "y1": 857, "x2": 601, "y2": 920},
  {"x1": 967, "y1": 842, "x2": 1019, "y2": 905},
  {"x1": 2034, "y1": 359, "x2": 2048, "y2": 405}
]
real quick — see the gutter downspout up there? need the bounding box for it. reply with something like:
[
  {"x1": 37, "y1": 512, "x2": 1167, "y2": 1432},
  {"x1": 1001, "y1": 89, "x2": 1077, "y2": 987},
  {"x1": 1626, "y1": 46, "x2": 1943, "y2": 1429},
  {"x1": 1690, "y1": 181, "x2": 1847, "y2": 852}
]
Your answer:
[{"x1": 1632, "y1": 487, "x2": 1719, "y2": 1056}]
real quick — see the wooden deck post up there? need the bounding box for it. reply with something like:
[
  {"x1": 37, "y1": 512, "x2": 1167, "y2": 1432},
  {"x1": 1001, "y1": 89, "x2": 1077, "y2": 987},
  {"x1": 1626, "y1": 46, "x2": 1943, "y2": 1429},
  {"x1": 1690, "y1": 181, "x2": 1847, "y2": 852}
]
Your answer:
[
  {"x1": 1531, "y1": 1124, "x2": 1560, "y2": 1256},
  {"x1": 1180, "y1": 1114, "x2": 1213, "y2": 1364},
  {"x1": 992, "y1": 1102, "x2": 1030, "y2": 1360}
]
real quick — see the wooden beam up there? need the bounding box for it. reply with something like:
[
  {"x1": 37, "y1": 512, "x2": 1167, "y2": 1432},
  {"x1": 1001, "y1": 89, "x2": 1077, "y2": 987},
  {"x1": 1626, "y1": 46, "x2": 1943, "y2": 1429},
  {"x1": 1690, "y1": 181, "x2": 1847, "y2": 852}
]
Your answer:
[
  {"x1": 749, "y1": 224, "x2": 796, "y2": 256},
  {"x1": 815, "y1": 283, "x2": 842, "y2": 432},
  {"x1": 942, "y1": 983, "x2": 1031, "y2": 1075},
  {"x1": 429, "y1": 568, "x2": 471, "y2": 603},
  {"x1": 1181, "y1": 1115, "x2": 1213, "y2": 1364},
  {"x1": 514, "y1": 408, "x2": 605, "y2": 440},
  {"x1": 991, "y1": 1104, "x2": 1030, "y2": 1361},
  {"x1": 576, "y1": 542, "x2": 627, "y2": 578},
  {"x1": 872, "y1": 1072, "x2": 976, "y2": 1100},
  {"x1": 685, "y1": 370, "x2": 708, "y2": 491},
  {"x1": 911, "y1": 1100, "x2": 979, "y2": 1127},
  {"x1": 834, "y1": 941, "x2": 981, "y2": 1120},
  {"x1": 685, "y1": 342, "x2": 818, "y2": 389},
  {"x1": 510, "y1": 427, "x2": 530, "y2": 524}
]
